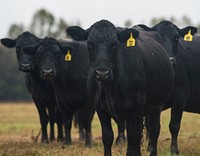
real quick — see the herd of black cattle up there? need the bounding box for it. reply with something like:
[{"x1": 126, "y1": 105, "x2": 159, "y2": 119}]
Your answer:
[{"x1": 1, "y1": 20, "x2": 200, "y2": 156}]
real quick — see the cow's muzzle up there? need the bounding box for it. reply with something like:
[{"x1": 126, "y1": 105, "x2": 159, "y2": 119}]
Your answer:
[
  {"x1": 42, "y1": 69, "x2": 55, "y2": 79},
  {"x1": 95, "y1": 68, "x2": 112, "y2": 81},
  {"x1": 19, "y1": 63, "x2": 32, "y2": 72}
]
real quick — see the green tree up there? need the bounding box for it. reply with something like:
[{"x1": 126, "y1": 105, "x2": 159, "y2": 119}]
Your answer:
[
  {"x1": 180, "y1": 15, "x2": 192, "y2": 26},
  {"x1": 29, "y1": 9, "x2": 55, "y2": 37},
  {"x1": 124, "y1": 20, "x2": 133, "y2": 28},
  {"x1": 53, "y1": 18, "x2": 69, "y2": 38},
  {"x1": 29, "y1": 9, "x2": 69, "y2": 38},
  {"x1": 0, "y1": 46, "x2": 30, "y2": 101},
  {"x1": 149, "y1": 17, "x2": 165, "y2": 26},
  {"x1": 197, "y1": 23, "x2": 200, "y2": 34},
  {"x1": 1, "y1": 8, "x2": 76, "y2": 101},
  {"x1": 8, "y1": 23, "x2": 24, "y2": 38},
  {"x1": 149, "y1": 15, "x2": 194, "y2": 28}
]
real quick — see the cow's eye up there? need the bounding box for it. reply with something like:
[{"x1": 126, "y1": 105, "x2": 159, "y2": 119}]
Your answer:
[{"x1": 87, "y1": 42, "x2": 94, "y2": 50}]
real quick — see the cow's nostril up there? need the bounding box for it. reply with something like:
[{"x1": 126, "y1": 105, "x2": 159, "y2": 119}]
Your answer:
[
  {"x1": 43, "y1": 69, "x2": 53, "y2": 74},
  {"x1": 21, "y1": 63, "x2": 31, "y2": 67},
  {"x1": 20, "y1": 63, "x2": 31, "y2": 71},
  {"x1": 42, "y1": 69, "x2": 54, "y2": 79},
  {"x1": 96, "y1": 75, "x2": 100, "y2": 79},
  {"x1": 96, "y1": 69, "x2": 109, "y2": 75},
  {"x1": 105, "y1": 75, "x2": 109, "y2": 79},
  {"x1": 95, "y1": 69, "x2": 110, "y2": 80}
]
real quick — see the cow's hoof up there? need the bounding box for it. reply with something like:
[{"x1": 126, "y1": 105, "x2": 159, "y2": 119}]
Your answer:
[
  {"x1": 171, "y1": 147, "x2": 179, "y2": 155},
  {"x1": 115, "y1": 136, "x2": 126, "y2": 145}
]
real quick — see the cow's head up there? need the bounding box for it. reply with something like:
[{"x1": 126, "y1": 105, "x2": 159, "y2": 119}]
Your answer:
[
  {"x1": 67, "y1": 20, "x2": 139, "y2": 82},
  {"x1": 23, "y1": 37, "x2": 73, "y2": 80},
  {"x1": 140, "y1": 20, "x2": 197, "y2": 66},
  {"x1": 1, "y1": 32, "x2": 40, "y2": 72}
]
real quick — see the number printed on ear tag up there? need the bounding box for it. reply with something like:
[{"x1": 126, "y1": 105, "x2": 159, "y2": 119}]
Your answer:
[
  {"x1": 184, "y1": 30, "x2": 193, "y2": 42},
  {"x1": 65, "y1": 50, "x2": 72, "y2": 61},
  {"x1": 126, "y1": 33, "x2": 136, "y2": 47}
]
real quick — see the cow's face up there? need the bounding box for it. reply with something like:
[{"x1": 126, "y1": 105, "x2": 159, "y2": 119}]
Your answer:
[
  {"x1": 67, "y1": 20, "x2": 140, "y2": 82},
  {"x1": 152, "y1": 20, "x2": 197, "y2": 66},
  {"x1": 87, "y1": 27, "x2": 120, "y2": 81},
  {"x1": 1, "y1": 32, "x2": 39, "y2": 72},
  {"x1": 20, "y1": 48, "x2": 36, "y2": 72},
  {"x1": 67, "y1": 20, "x2": 119, "y2": 81},
  {"x1": 23, "y1": 38, "x2": 73, "y2": 80}
]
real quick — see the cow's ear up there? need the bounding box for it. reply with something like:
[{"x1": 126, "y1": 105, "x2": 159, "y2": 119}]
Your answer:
[
  {"x1": 1, "y1": 38, "x2": 16, "y2": 48},
  {"x1": 117, "y1": 28, "x2": 139, "y2": 44},
  {"x1": 138, "y1": 24, "x2": 152, "y2": 31},
  {"x1": 66, "y1": 26, "x2": 88, "y2": 41},
  {"x1": 180, "y1": 26, "x2": 197, "y2": 38},
  {"x1": 22, "y1": 45, "x2": 37, "y2": 55}
]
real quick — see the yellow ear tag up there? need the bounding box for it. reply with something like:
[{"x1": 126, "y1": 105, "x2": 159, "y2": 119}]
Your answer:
[
  {"x1": 65, "y1": 50, "x2": 71, "y2": 61},
  {"x1": 184, "y1": 30, "x2": 193, "y2": 42},
  {"x1": 126, "y1": 33, "x2": 136, "y2": 47}
]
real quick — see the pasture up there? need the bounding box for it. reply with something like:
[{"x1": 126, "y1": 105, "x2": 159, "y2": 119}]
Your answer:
[{"x1": 0, "y1": 102, "x2": 199, "y2": 156}]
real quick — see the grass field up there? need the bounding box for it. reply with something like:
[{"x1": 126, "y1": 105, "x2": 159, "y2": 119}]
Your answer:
[{"x1": 0, "y1": 102, "x2": 199, "y2": 156}]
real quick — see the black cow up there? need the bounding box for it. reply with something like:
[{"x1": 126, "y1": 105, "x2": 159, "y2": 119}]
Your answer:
[
  {"x1": 139, "y1": 20, "x2": 199, "y2": 155},
  {"x1": 0, "y1": 32, "x2": 63, "y2": 143},
  {"x1": 23, "y1": 38, "x2": 95, "y2": 147},
  {"x1": 67, "y1": 20, "x2": 174, "y2": 156}
]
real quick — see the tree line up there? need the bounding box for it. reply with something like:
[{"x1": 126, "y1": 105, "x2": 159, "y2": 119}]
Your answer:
[{"x1": 0, "y1": 8, "x2": 200, "y2": 101}]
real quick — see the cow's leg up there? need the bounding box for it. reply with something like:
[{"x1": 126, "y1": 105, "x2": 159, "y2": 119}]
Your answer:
[
  {"x1": 85, "y1": 109, "x2": 95, "y2": 147},
  {"x1": 55, "y1": 106, "x2": 71, "y2": 144},
  {"x1": 126, "y1": 94, "x2": 144, "y2": 156},
  {"x1": 96, "y1": 104, "x2": 113, "y2": 156},
  {"x1": 84, "y1": 109, "x2": 95, "y2": 147},
  {"x1": 115, "y1": 119, "x2": 126, "y2": 145},
  {"x1": 169, "y1": 97, "x2": 186, "y2": 155},
  {"x1": 63, "y1": 116, "x2": 73, "y2": 145},
  {"x1": 169, "y1": 88, "x2": 189, "y2": 155},
  {"x1": 77, "y1": 108, "x2": 94, "y2": 147},
  {"x1": 76, "y1": 111, "x2": 86, "y2": 141},
  {"x1": 33, "y1": 96, "x2": 49, "y2": 143},
  {"x1": 126, "y1": 110, "x2": 143, "y2": 156},
  {"x1": 146, "y1": 106, "x2": 162, "y2": 156},
  {"x1": 169, "y1": 108, "x2": 183, "y2": 155},
  {"x1": 51, "y1": 83, "x2": 72, "y2": 144},
  {"x1": 55, "y1": 107, "x2": 63, "y2": 142},
  {"x1": 79, "y1": 124, "x2": 85, "y2": 141},
  {"x1": 48, "y1": 105, "x2": 55, "y2": 142},
  {"x1": 84, "y1": 122, "x2": 92, "y2": 147}
]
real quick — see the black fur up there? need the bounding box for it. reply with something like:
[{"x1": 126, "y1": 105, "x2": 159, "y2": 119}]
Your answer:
[
  {"x1": 24, "y1": 37, "x2": 95, "y2": 147},
  {"x1": 67, "y1": 20, "x2": 174, "y2": 156},
  {"x1": 1, "y1": 32, "x2": 63, "y2": 143},
  {"x1": 150, "y1": 20, "x2": 199, "y2": 155}
]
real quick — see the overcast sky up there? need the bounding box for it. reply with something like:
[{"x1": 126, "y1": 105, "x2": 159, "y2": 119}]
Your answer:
[{"x1": 0, "y1": 0, "x2": 200, "y2": 38}]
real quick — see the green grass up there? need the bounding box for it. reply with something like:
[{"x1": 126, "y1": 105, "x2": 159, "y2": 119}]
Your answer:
[{"x1": 0, "y1": 102, "x2": 199, "y2": 156}]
